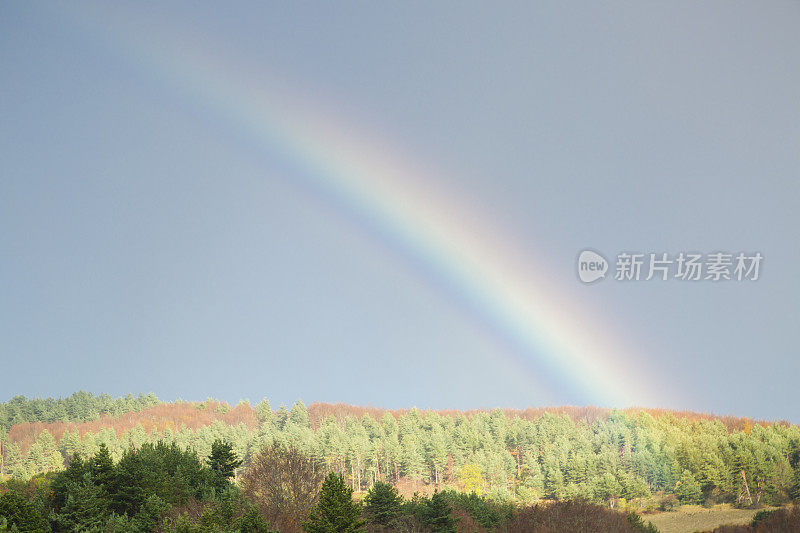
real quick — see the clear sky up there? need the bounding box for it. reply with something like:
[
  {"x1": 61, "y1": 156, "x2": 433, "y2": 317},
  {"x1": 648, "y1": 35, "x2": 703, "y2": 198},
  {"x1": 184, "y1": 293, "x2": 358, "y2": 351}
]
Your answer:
[{"x1": 1, "y1": 2, "x2": 799, "y2": 421}]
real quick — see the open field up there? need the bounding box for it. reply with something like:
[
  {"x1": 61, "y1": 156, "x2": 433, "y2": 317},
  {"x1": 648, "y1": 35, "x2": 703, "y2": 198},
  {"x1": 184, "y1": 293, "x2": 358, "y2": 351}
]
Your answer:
[{"x1": 646, "y1": 504, "x2": 779, "y2": 533}]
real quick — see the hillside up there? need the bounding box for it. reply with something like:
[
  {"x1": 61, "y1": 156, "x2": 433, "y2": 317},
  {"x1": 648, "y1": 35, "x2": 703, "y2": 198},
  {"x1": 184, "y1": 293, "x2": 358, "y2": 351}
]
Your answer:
[{"x1": 2, "y1": 392, "x2": 799, "y2": 512}]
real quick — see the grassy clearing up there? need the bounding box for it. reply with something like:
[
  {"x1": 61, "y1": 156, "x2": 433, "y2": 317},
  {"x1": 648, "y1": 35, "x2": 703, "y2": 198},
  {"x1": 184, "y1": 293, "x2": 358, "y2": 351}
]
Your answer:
[{"x1": 645, "y1": 504, "x2": 779, "y2": 533}]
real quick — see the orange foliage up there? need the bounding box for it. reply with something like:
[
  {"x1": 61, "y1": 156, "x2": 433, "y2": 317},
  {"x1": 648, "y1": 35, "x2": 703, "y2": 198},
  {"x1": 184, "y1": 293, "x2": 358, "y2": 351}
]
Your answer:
[
  {"x1": 306, "y1": 403, "x2": 782, "y2": 432},
  {"x1": 6, "y1": 400, "x2": 784, "y2": 452},
  {"x1": 7, "y1": 400, "x2": 258, "y2": 453}
]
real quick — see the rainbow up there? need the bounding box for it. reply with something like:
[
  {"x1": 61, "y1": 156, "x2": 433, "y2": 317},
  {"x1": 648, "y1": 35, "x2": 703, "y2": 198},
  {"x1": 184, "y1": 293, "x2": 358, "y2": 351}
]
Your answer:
[{"x1": 66, "y1": 5, "x2": 657, "y2": 408}]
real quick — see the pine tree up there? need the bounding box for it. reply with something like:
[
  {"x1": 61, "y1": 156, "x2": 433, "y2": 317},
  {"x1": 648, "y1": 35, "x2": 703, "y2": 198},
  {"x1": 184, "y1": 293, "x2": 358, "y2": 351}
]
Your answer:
[
  {"x1": 289, "y1": 400, "x2": 310, "y2": 428},
  {"x1": 274, "y1": 405, "x2": 289, "y2": 431},
  {"x1": 255, "y1": 399, "x2": 273, "y2": 424},
  {"x1": 676, "y1": 470, "x2": 703, "y2": 504},
  {"x1": 419, "y1": 491, "x2": 458, "y2": 533},
  {"x1": 55, "y1": 481, "x2": 109, "y2": 532},
  {"x1": 305, "y1": 472, "x2": 364, "y2": 533},
  {"x1": 0, "y1": 492, "x2": 50, "y2": 533},
  {"x1": 60, "y1": 429, "x2": 82, "y2": 459},
  {"x1": 401, "y1": 434, "x2": 427, "y2": 488},
  {"x1": 791, "y1": 467, "x2": 800, "y2": 502},
  {"x1": 90, "y1": 443, "x2": 115, "y2": 488},
  {"x1": 363, "y1": 481, "x2": 402, "y2": 526},
  {"x1": 207, "y1": 439, "x2": 243, "y2": 489}
]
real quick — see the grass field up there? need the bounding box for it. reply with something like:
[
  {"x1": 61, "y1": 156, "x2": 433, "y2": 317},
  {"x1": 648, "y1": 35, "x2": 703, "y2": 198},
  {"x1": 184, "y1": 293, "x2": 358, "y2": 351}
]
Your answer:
[{"x1": 645, "y1": 504, "x2": 777, "y2": 533}]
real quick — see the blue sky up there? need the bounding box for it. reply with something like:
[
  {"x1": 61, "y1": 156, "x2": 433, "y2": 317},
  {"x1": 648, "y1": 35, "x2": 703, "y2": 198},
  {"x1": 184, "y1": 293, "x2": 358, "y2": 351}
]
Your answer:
[{"x1": 1, "y1": 2, "x2": 799, "y2": 420}]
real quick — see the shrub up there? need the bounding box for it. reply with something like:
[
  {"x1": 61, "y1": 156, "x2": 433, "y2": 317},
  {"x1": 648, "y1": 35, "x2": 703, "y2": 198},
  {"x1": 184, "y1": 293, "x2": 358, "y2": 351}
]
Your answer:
[{"x1": 504, "y1": 500, "x2": 658, "y2": 533}]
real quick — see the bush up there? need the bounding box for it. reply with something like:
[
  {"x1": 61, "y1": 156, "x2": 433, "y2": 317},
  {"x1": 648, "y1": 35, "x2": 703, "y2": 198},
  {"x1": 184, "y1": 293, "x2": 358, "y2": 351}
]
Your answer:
[
  {"x1": 750, "y1": 509, "x2": 775, "y2": 528},
  {"x1": 626, "y1": 511, "x2": 660, "y2": 533},
  {"x1": 504, "y1": 500, "x2": 658, "y2": 533},
  {"x1": 658, "y1": 494, "x2": 678, "y2": 511},
  {"x1": 749, "y1": 506, "x2": 800, "y2": 532},
  {"x1": 443, "y1": 490, "x2": 512, "y2": 529}
]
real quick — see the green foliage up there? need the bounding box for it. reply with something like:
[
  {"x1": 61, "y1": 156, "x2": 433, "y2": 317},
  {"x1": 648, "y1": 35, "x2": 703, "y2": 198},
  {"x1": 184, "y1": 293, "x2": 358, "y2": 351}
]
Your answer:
[
  {"x1": 163, "y1": 493, "x2": 275, "y2": 533},
  {"x1": 363, "y1": 481, "x2": 402, "y2": 526},
  {"x1": 206, "y1": 440, "x2": 242, "y2": 490},
  {"x1": 0, "y1": 492, "x2": 51, "y2": 532},
  {"x1": 305, "y1": 473, "x2": 364, "y2": 533},
  {"x1": 0, "y1": 392, "x2": 159, "y2": 432},
  {"x1": 676, "y1": 470, "x2": 703, "y2": 504},
  {"x1": 54, "y1": 480, "x2": 109, "y2": 531},
  {"x1": 750, "y1": 508, "x2": 775, "y2": 528},
  {"x1": 792, "y1": 466, "x2": 800, "y2": 502},
  {"x1": 417, "y1": 491, "x2": 458, "y2": 533},
  {"x1": 88, "y1": 444, "x2": 114, "y2": 490},
  {"x1": 44, "y1": 440, "x2": 216, "y2": 531},
  {"x1": 289, "y1": 401, "x2": 310, "y2": 428},
  {"x1": 4, "y1": 394, "x2": 800, "y2": 512},
  {"x1": 254, "y1": 400, "x2": 273, "y2": 424},
  {"x1": 442, "y1": 490, "x2": 512, "y2": 529}
]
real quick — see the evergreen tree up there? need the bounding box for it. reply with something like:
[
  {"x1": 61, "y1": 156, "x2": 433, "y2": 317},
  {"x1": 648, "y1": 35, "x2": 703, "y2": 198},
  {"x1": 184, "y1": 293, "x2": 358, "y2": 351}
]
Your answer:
[
  {"x1": 0, "y1": 492, "x2": 50, "y2": 533},
  {"x1": 419, "y1": 491, "x2": 458, "y2": 533},
  {"x1": 274, "y1": 405, "x2": 289, "y2": 431},
  {"x1": 89, "y1": 443, "x2": 115, "y2": 490},
  {"x1": 305, "y1": 472, "x2": 364, "y2": 533},
  {"x1": 59, "y1": 430, "x2": 82, "y2": 459},
  {"x1": 255, "y1": 399, "x2": 273, "y2": 424},
  {"x1": 289, "y1": 400, "x2": 311, "y2": 428},
  {"x1": 401, "y1": 434, "x2": 427, "y2": 487},
  {"x1": 363, "y1": 481, "x2": 402, "y2": 526},
  {"x1": 207, "y1": 439, "x2": 243, "y2": 487},
  {"x1": 676, "y1": 470, "x2": 703, "y2": 504},
  {"x1": 791, "y1": 467, "x2": 800, "y2": 502},
  {"x1": 55, "y1": 481, "x2": 109, "y2": 532}
]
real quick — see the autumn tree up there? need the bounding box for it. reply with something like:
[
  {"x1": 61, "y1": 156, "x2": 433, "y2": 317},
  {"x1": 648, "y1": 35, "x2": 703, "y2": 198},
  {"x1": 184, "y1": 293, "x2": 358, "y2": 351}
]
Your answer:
[{"x1": 240, "y1": 444, "x2": 324, "y2": 532}]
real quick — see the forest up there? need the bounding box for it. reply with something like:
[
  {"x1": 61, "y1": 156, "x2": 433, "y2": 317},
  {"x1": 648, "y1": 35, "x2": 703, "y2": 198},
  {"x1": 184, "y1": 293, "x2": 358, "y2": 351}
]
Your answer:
[{"x1": 2, "y1": 392, "x2": 800, "y2": 532}]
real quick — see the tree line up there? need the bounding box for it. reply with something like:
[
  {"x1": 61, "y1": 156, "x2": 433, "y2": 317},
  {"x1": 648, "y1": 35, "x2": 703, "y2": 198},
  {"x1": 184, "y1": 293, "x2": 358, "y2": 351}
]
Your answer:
[
  {"x1": 0, "y1": 393, "x2": 160, "y2": 431},
  {"x1": 1, "y1": 437, "x2": 667, "y2": 532},
  {"x1": 2, "y1": 395, "x2": 800, "y2": 511}
]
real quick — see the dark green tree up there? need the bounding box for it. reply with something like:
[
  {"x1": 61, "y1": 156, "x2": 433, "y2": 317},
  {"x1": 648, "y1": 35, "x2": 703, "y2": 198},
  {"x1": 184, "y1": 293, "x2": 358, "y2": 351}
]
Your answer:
[
  {"x1": 419, "y1": 491, "x2": 458, "y2": 533},
  {"x1": 305, "y1": 472, "x2": 364, "y2": 533},
  {"x1": 207, "y1": 439, "x2": 242, "y2": 488},
  {"x1": 162, "y1": 495, "x2": 276, "y2": 533},
  {"x1": 89, "y1": 443, "x2": 115, "y2": 490},
  {"x1": 0, "y1": 492, "x2": 50, "y2": 533},
  {"x1": 54, "y1": 481, "x2": 109, "y2": 532},
  {"x1": 50, "y1": 454, "x2": 89, "y2": 510},
  {"x1": 363, "y1": 481, "x2": 402, "y2": 526}
]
